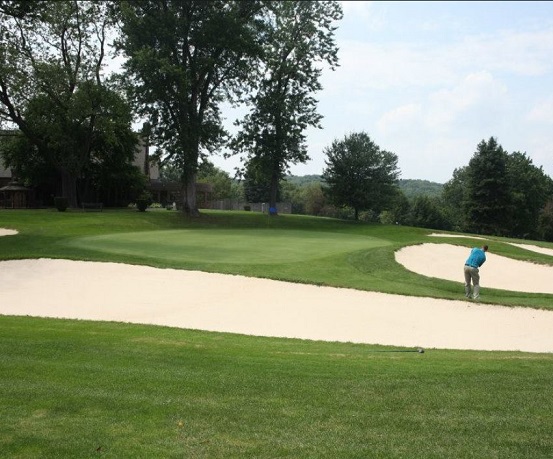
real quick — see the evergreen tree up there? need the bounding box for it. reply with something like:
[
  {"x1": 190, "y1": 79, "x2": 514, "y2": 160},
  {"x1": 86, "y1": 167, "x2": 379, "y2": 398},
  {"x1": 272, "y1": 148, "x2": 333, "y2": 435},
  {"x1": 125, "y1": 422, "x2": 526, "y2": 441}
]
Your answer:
[{"x1": 465, "y1": 137, "x2": 511, "y2": 235}]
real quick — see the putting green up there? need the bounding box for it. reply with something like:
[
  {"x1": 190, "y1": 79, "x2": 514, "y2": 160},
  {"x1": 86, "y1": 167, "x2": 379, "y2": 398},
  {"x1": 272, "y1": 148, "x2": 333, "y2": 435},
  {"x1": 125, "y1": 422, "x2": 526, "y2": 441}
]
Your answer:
[{"x1": 66, "y1": 229, "x2": 390, "y2": 264}]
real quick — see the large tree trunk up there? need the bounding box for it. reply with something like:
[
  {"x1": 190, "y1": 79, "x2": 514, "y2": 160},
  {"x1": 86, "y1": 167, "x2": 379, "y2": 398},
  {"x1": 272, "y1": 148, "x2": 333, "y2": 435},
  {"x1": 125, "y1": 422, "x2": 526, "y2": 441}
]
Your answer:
[
  {"x1": 268, "y1": 171, "x2": 279, "y2": 215},
  {"x1": 181, "y1": 172, "x2": 200, "y2": 217},
  {"x1": 60, "y1": 170, "x2": 79, "y2": 208}
]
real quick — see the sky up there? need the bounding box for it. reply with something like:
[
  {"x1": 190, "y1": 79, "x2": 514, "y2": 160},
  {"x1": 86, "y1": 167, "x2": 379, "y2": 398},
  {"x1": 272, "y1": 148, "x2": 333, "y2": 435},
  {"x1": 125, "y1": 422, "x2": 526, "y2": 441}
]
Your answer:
[{"x1": 210, "y1": 1, "x2": 553, "y2": 184}]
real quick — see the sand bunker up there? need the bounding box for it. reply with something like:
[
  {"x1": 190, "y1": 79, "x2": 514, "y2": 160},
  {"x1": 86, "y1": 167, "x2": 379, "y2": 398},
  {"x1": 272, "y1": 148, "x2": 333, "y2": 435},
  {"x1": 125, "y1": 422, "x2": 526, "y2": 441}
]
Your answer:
[
  {"x1": 396, "y1": 243, "x2": 553, "y2": 294},
  {"x1": 0, "y1": 228, "x2": 18, "y2": 236},
  {"x1": 429, "y1": 233, "x2": 553, "y2": 257},
  {"x1": 508, "y1": 243, "x2": 553, "y2": 257},
  {"x1": 1, "y1": 257, "x2": 553, "y2": 353},
  {"x1": 429, "y1": 233, "x2": 488, "y2": 240},
  {"x1": 2, "y1": 227, "x2": 552, "y2": 353}
]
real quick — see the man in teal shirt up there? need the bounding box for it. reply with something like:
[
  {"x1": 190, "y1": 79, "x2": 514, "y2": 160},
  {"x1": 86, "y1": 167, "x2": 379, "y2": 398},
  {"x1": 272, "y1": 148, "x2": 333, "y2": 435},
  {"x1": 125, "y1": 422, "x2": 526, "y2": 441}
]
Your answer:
[{"x1": 464, "y1": 245, "x2": 488, "y2": 300}]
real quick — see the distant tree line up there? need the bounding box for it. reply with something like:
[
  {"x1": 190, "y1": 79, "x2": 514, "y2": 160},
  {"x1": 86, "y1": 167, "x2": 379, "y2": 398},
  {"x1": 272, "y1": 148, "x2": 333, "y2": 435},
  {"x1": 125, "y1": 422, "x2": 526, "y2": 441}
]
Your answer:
[
  {"x1": 167, "y1": 131, "x2": 553, "y2": 241},
  {"x1": 271, "y1": 133, "x2": 553, "y2": 241}
]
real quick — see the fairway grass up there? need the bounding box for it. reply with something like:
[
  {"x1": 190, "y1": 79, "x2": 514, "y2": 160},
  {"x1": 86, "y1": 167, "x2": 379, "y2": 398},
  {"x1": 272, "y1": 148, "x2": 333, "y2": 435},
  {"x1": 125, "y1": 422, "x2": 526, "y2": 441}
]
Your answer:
[{"x1": 1, "y1": 316, "x2": 553, "y2": 458}]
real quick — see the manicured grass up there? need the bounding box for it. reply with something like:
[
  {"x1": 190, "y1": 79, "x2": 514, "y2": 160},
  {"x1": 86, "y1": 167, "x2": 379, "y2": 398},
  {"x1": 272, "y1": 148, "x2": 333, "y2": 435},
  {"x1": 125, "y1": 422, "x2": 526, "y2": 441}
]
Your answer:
[
  {"x1": 65, "y1": 228, "x2": 390, "y2": 264},
  {"x1": 1, "y1": 317, "x2": 552, "y2": 458},
  {"x1": 1, "y1": 209, "x2": 553, "y2": 457}
]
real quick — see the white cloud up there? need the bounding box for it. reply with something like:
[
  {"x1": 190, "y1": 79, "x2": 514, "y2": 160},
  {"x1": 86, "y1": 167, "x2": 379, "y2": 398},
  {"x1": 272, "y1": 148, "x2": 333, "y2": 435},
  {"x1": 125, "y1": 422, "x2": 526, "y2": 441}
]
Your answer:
[
  {"x1": 527, "y1": 96, "x2": 553, "y2": 123},
  {"x1": 426, "y1": 71, "x2": 508, "y2": 127},
  {"x1": 376, "y1": 103, "x2": 422, "y2": 135}
]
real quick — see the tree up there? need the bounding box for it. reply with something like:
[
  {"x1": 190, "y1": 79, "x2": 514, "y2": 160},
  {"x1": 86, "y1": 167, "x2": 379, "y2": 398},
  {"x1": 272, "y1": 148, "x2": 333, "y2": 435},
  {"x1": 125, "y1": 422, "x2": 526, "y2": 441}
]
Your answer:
[
  {"x1": 322, "y1": 132, "x2": 400, "y2": 220},
  {"x1": 231, "y1": 1, "x2": 342, "y2": 213},
  {"x1": 464, "y1": 137, "x2": 511, "y2": 235},
  {"x1": 505, "y1": 151, "x2": 553, "y2": 238},
  {"x1": 116, "y1": 0, "x2": 265, "y2": 216},
  {"x1": 538, "y1": 198, "x2": 553, "y2": 242},
  {"x1": 302, "y1": 181, "x2": 326, "y2": 216},
  {"x1": 442, "y1": 166, "x2": 469, "y2": 232},
  {"x1": 241, "y1": 157, "x2": 274, "y2": 203},
  {"x1": 408, "y1": 195, "x2": 449, "y2": 230},
  {"x1": 0, "y1": 0, "x2": 134, "y2": 207},
  {"x1": 380, "y1": 188, "x2": 410, "y2": 226},
  {"x1": 197, "y1": 161, "x2": 233, "y2": 201}
]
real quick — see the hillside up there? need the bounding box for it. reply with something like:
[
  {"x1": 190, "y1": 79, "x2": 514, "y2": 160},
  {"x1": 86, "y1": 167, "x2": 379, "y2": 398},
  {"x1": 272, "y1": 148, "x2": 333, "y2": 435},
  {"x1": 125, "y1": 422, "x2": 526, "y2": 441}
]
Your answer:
[{"x1": 284, "y1": 175, "x2": 443, "y2": 199}]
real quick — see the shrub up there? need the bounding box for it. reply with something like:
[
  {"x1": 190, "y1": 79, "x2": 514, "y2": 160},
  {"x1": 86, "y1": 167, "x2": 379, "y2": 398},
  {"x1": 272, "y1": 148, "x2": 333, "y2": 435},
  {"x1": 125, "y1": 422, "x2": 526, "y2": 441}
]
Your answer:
[
  {"x1": 54, "y1": 196, "x2": 68, "y2": 212},
  {"x1": 135, "y1": 191, "x2": 153, "y2": 212}
]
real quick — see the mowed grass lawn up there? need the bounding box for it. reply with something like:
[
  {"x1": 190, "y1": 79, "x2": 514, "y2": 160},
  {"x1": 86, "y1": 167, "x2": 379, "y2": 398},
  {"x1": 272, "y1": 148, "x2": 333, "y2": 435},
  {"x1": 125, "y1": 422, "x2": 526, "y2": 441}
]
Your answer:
[{"x1": 1, "y1": 209, "x2": 553, "y2": 458}]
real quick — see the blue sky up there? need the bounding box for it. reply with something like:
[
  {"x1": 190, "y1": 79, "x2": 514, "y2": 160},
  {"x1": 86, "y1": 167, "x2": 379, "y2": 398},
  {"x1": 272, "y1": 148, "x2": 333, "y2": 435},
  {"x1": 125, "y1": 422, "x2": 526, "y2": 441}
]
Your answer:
[{"x1": 213, "y1": 1, "x2": 553, "y2": 183}]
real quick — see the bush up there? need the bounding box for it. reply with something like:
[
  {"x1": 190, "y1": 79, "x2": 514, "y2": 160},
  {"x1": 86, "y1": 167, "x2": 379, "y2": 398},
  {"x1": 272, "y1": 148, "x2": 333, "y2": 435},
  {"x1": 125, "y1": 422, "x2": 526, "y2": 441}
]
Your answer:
[
  {"x1": 135, "y1": 191, "x2": 153, "y2": 212},
  {"x1": 54, "y1": 196, "x2": 68, "y2": 212}
]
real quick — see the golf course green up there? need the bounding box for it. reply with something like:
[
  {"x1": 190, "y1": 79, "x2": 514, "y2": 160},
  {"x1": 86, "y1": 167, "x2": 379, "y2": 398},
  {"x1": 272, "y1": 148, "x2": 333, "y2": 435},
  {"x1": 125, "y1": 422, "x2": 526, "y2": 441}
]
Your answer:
[{"x1": 65, "y1": 228, "x2": 391, "y2": 264}]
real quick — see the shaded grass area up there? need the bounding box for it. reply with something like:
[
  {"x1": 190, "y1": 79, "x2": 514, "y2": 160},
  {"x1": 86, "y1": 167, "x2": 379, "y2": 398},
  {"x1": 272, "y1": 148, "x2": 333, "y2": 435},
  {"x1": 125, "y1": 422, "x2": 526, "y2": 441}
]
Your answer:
[
  {"x1": 1, "y1": 316, "x2": 552, "y2": 459},
  {"x1": 1, "y1": 209, "x2": 552, "y2": 308}
]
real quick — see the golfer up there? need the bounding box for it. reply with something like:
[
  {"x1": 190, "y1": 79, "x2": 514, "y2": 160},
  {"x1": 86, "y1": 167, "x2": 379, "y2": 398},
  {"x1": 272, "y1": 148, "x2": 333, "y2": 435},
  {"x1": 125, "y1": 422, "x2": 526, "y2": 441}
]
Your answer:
[{"x1": 464, "y1": 245, "x2": 488, "y2": 300}]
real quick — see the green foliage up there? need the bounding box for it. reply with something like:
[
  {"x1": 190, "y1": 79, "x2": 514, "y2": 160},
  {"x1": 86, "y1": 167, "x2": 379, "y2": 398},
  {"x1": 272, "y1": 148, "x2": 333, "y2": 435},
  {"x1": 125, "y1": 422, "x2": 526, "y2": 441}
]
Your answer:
[
  {"x1": 322, "y1": 132, "x2": 401, "y2": 220},
  {"x1": 231, "y1": 1, "x2": 342, "y2": 208},
  {"x1": 284, "y1": 174, "x2": 323, "y2": 186},
  {"x1": 442, "y1": 138, "x2": 553, "y2": 239},
  {"x1": 135, "y1": 190, "x2": 153, "y2": 212},
  {"x1": 538, "y1": 199, "x2": 553, "y2": 241},
  {"x1": 118, "y1": 0, "x2": 265, "y2": 214},
  {"x1": 506, "y1": 151, "x2": 553, "y2": 238},
  {"x1": 197, "y1": 161, "x2": 234, "y2": 200},
  {"x1": 399, "y1": 179, "x2": 443, "y2": 199},
  {"x1": 408, "y1": 195, "x2": 450, "y2": 230},
  {"x1": 465, "y1": 137, "x2": 511, "y2": 235},
  {"x1": 53, "y1": 196, "x2": 68, "y2": 212},
  {"x1": 0, "y1": 1, "x2": 124, "y2": 207},
  {"x1": 242, "y1": 159, "x2": 276, "y2": 202},
  {"x1": 442, "y1": 166, "x2": 469, "y2": 231}
]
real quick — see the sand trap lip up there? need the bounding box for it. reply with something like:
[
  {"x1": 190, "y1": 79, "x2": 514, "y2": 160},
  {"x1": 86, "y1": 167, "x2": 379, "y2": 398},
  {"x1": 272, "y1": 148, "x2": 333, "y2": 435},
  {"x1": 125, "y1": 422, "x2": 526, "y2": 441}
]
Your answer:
[
  {"x1": 429, "y1": 233, "x2": 488, "y2": 240},
  {"x1": 1, "y1": 257, "x2": 553, "y2": 353},
  {"x1": 396, "y1": 243, "x2": 553, "y2": 294},
  {"x1": 429, "y1": 233, "x2": 553, "y2": 257},
  {"x1": 508, "y1": 243, "x2": 553, "y2": 257},
  {"x1": 0, "y1": 228, "x2": 18, "y2": 236}
]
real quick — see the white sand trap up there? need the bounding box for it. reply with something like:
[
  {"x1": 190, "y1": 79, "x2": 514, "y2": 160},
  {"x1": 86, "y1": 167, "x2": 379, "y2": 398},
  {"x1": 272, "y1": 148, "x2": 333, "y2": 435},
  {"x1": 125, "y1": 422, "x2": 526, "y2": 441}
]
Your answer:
[
  {"x1": 429, "y1": 233, "x2": 553, "y2": 257},
  {"x1": 508, "y1": 243, "x2": 553, "y2": 257},
  {"x1": 1, "y1": 257, "x2": 553, "y2": 353},
  {"x1": 429, "y1": 233, "x2": 488, "y2": 240},
  {"x1": 0, "y1": 228, "x2": 18, "y2": 236},
  {"x1": 396, "y1": 243, "x2": 553, "y2": 294}
]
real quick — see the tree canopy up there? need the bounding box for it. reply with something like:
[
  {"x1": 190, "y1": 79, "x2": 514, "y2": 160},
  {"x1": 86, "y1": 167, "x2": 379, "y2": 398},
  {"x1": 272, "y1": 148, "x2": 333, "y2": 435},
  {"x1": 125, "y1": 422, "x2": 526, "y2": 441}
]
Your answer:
[
  {"x1": 116, "y1": 0, "x2": 265, "y2": 215},
  {"x1": 442, "y1": 137, "x2": 553, "y2": 238},
  {"x1": 322, "y1": 132, "x2": 400, "y2": 220},
  {"x1": 0, "y1": 0, "x2": 136, "y2": 207},
  {"x1": 231, "y1": 0, "x2": 342, "y2": 212}
]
